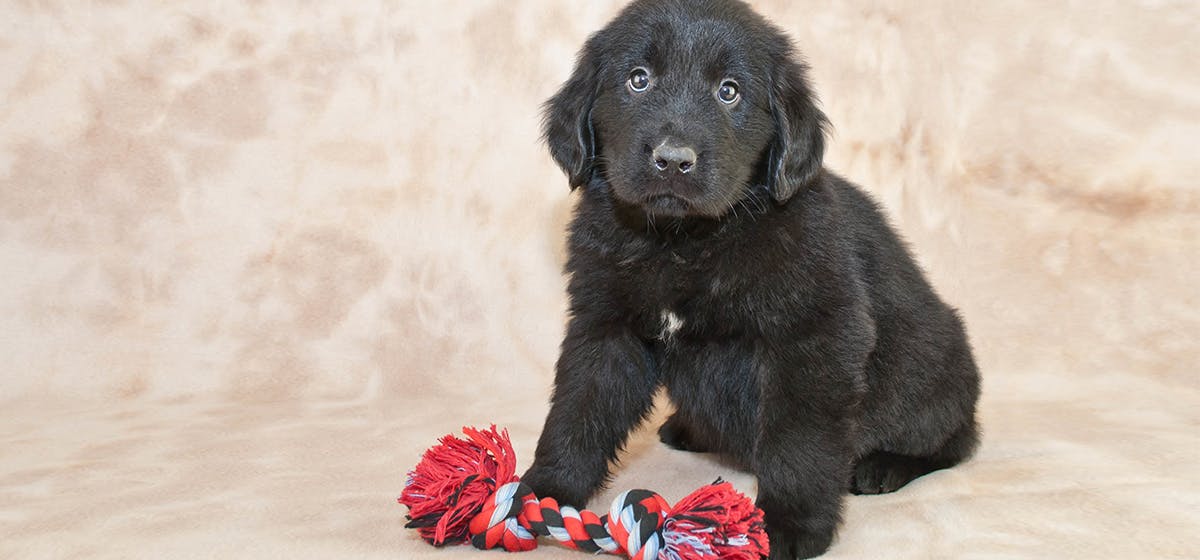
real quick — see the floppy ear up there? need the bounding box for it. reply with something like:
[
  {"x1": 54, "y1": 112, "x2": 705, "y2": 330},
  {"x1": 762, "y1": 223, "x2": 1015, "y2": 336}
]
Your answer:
[
  {"x1": 542, "y1": 37, "x2": 603, "y2": 189},
  {"x1": 768, "y1": 56, "x2": 829, "y2": 202}
]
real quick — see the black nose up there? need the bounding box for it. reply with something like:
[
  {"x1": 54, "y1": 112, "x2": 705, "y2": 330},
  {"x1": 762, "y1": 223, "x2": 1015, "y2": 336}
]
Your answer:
[{"x1": 652, "y1": 142, "x2": 697, "y2": 174}]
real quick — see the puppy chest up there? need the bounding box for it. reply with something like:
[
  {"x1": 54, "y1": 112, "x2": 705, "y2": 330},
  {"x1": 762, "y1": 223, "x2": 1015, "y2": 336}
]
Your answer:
[
  {"x1": 629, "y1": 296, "x2": 748, "y2": 344},
  {"x1": 611, "y1": 245, "x2": 755, "y2": 341},
  {"x1": 625, "y1": 283, "x2": 747, "y2": 342},
  {"x1": 657, "y1": 309, "x2": 685, "y2": 341}
]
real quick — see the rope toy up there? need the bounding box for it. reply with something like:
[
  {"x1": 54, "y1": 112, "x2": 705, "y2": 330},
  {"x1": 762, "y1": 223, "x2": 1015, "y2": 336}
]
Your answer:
[{"x1": 399, "y1": 425, "x2": 769, "y2": 559}]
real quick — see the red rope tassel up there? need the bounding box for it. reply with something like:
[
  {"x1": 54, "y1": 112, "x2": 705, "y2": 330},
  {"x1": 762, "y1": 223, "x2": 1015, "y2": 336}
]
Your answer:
[
  {"x1": 663, "y1": 480, "x2": 769, "y2": 559},
  {"x1": 399, "y1": 425, "x2": 518, "y2": 546}
]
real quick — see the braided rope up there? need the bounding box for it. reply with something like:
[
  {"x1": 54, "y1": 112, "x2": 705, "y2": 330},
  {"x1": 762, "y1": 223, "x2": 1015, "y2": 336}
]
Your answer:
[
  {"x1": 466, "y1": 481, "x2": 705, "y2": 559},
  {"x1": 522, "y1": 492, "x2": 619, "y2": 553},
  {"x1": 399, "y1": 426, "x2": 769, "y2": 559},
  {"x1": 605, "y1": 489, "x2": 671, "y2": 560}
]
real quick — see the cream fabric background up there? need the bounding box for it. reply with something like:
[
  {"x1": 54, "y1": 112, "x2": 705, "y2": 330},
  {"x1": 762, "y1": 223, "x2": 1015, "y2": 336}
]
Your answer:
[{"x1": 1, "y1": 0, "x2": 1197, "y2": 558}]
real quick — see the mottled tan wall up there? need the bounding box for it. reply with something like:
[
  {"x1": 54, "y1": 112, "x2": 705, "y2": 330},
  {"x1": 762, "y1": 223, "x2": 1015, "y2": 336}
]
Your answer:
[{"x1": 1, "y1": 0, "x2": 1196, "y2": 404}]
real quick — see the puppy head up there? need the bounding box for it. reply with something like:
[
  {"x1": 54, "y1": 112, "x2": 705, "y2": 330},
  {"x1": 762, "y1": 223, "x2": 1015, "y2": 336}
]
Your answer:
[{"x1": 544, "y1": 0, "x2": 827, "y2": 218}]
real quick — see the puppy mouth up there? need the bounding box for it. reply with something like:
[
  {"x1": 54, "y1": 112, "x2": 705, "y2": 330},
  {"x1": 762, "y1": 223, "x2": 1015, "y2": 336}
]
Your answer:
[{"x1": 643, "y1": 193, "x2": 690, "y2": 216}]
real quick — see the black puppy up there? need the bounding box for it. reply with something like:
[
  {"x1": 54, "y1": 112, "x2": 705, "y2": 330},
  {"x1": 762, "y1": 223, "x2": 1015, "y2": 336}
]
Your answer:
[{"x1": 522, "y1": 1, "x2": 981, "y2": 558}]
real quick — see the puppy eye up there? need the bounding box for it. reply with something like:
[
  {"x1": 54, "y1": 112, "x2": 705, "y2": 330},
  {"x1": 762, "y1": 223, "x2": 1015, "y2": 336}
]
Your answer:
[
  {"x1": 717, "y1": 80, "x2": 740, "y2": 104},
  {"x1": 628, "y1": 67, "x2": 651, "y2": 92}
]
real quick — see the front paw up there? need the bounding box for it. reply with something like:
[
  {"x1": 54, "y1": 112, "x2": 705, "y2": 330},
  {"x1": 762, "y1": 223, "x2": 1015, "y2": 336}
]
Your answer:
[
  {"x1": 766, "y1": 524, "x2": 835, "y2": 560},
  {"x1": 520, "y1": 466, "x2": 592, "y2": 507}
]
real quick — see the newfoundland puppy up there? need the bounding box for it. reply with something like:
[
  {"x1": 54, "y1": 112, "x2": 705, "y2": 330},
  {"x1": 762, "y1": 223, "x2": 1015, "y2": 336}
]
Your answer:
[{"x1": 522, "y1": 0, "x2": 981, "y2": 557}]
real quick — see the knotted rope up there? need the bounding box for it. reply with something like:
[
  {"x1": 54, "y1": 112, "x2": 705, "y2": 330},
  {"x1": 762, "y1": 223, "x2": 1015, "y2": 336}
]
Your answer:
[{"x1": 399, "y1": 425, "x2": 769, "y2": 560}]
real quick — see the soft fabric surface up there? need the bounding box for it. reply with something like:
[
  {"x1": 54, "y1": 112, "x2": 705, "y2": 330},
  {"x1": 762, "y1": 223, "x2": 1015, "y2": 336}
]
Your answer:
[{"x1": 1, "y1": 1, "x2": 1197, "y2": 558}]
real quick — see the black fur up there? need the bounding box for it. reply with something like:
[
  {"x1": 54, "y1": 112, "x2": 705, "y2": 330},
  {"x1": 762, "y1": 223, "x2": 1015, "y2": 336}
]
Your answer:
[{"x1": 523, "y1": 1, "x2": 981, "y2": 558}]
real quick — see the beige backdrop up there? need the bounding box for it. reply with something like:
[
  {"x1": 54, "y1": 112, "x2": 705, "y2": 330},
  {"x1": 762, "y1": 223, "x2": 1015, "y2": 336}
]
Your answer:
[{"x1": 1, "y1": 0, "x2": 1197, "y2": 558}]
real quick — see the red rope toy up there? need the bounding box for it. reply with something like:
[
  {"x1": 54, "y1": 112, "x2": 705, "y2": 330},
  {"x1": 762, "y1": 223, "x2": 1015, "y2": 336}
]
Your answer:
[{"x1": 399, "y1": 425, "x2": 769, "y2": 559}]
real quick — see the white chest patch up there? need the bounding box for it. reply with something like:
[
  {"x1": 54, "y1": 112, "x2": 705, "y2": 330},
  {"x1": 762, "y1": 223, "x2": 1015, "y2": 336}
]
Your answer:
[{"x1": 659, "y1": 309, "x2": 685, "y2": 341}]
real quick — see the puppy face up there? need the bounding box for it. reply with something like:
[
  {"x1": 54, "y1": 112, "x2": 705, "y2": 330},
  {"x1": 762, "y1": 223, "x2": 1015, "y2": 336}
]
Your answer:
[
  {"x1": 544, "y1": 0, "x2": 828, "y2": 219},
  {"x1": 588, "y1": 10, "x2": 780, "y2": 219}
]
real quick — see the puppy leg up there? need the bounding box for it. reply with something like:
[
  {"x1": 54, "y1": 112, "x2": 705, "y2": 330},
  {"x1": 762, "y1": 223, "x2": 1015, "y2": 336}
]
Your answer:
[
  {"x1": 757, "y1": 415, "x2": 854, "y2": 559},
  {"x1": 657, "y1": 412, "x2": 710, "y2": 453},
  {"x1": 522, "y1": 322, "x2": 658, "y2": 507},
  {"x1": 850, "y1": 418, "x2": 978, "y2": 495},
  {"x1": 756, "y1": 336, "x2": 866, "y2": 559}
]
